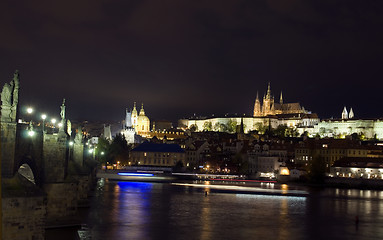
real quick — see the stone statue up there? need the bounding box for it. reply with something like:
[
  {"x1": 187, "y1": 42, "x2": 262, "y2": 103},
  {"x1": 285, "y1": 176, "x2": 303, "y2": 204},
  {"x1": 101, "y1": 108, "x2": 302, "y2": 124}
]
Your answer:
[
  {"x1": 12, "y1": 70, "x2": 19, "y2": 105},
  {"x1": 1, "y1": 82, "x2": 12, "y2": 106},
  {"x1": 74, "y1": 126, "x2": 83, "y2": 144},
  {"x1": 60, "y1": 98, "x2": 66, "y2": 120},
  {"x1": 1, "y1": 70, "x2": 19, "y2": 122}
]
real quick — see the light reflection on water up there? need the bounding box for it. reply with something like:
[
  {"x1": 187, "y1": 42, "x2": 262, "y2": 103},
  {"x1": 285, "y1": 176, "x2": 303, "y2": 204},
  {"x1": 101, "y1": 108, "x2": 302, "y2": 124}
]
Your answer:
[{"x1": 72, "y1": 180, "x2": 383, "y2": 240}]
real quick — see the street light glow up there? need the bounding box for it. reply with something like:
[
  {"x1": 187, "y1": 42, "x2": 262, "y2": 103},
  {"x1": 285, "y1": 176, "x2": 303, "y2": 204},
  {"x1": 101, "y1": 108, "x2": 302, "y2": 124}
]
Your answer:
[
  {"x1": 51, "y1": 118, "x2": 56, "y2": 124},
  {"x1": 41, "y1": 114, "x2": 47, "y2": 120},
  {"x1": 69, "y1": 141, "x2": 74, "y2": 146},
  {"x1": 28, "y1": 130, "x2": 35, "y2": 137},
  {"x1": 27, "y1": 107, "x2": 33, "y2": 114}
]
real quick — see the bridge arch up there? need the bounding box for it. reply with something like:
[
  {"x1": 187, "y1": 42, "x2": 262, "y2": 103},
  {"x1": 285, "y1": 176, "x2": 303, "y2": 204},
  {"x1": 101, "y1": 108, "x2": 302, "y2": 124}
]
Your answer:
[{"x1": 16, "y1": 156, "x2": 42, "y2": 186}]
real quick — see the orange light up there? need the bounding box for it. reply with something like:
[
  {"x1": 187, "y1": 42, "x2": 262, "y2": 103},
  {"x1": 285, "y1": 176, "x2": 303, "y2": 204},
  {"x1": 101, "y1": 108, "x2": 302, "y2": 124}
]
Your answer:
[{"x1": 280, "y1": 168, "x2": 290, "y2": 175}]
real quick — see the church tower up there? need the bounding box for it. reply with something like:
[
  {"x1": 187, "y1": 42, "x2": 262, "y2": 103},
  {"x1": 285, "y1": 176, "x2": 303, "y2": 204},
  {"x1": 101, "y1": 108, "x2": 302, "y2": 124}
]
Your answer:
[
  {"x1": 349, "y1": 108, "x2": 354, "y2": 119},
  {"x1": 262, "y1": 83, "x2": 274, "y2": 116},
  {"x1": 125, "y1": 108, "x2": 132, "y2": 128},
  {"x1": 131, "y1": 102, "x2": 138, "y2": 129},
  {"x1": 342, "y1": 106, "x2": 348, "y2": 119},
  {"x1": 253, "y1": 92, "x2": 262, "y2": 117}
]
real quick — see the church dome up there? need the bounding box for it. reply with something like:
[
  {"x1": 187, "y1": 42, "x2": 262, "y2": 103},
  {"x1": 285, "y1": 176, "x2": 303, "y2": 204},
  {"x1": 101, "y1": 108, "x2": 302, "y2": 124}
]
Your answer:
[{"x1": 137, "y1": 103, "x2": 150, "y2": 133}]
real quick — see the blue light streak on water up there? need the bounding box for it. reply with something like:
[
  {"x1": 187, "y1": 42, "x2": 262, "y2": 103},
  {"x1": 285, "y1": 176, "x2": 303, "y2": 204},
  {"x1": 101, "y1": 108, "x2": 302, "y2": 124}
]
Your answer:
[{"x1": 117, "y1": 172, "x2": 154, "y2": 177}]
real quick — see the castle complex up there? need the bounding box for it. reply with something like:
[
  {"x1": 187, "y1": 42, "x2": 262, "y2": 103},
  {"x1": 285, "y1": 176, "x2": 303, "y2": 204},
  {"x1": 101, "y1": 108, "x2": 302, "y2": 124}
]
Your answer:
[{"x1": 179, "y1": 83, "x2": 383, "y2": 140}]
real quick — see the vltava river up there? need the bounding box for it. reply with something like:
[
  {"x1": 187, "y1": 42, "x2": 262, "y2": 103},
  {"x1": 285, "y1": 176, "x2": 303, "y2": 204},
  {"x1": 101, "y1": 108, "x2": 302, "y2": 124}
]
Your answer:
[{"x1": 47, "y1": 179, "x2": 383, "y2": 240}]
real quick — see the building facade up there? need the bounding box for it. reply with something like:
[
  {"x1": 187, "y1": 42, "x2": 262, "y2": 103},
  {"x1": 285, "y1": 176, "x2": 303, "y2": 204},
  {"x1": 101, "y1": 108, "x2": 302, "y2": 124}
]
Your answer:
[{"x1": 130, "y1": 142, "x2": 186, "y2": 167}]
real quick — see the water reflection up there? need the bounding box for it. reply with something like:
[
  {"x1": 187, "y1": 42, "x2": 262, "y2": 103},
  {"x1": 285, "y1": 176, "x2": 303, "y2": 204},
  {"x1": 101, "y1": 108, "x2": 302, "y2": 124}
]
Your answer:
[
  {"x1": 79, "y1": 180, "x2": 383, "y2": 240},
  {"x1": 89, "y1": 181, "x2": 153, "y2": 239}
]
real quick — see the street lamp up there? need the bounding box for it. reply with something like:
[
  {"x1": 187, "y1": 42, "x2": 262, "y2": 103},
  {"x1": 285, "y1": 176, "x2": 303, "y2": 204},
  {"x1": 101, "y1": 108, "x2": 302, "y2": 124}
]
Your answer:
[
  {"x1": 41, "y1": 114, "x2": 47, "y2": 132},
  {"x1": 26, "y1": 107, "x2": 34, "y2": 125},
  {"x1": 51, "y1": 118, "x2": 56, "y2": 129},
  {"x1": 28, "y1": 130, "x2": 35, "y2": 137}
]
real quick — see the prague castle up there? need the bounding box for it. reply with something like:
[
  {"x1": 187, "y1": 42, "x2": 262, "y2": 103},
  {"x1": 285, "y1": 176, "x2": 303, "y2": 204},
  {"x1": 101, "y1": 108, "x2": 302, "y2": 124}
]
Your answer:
[{"x1": 179, "y1": 83, "x2": 319, "y2": 133}]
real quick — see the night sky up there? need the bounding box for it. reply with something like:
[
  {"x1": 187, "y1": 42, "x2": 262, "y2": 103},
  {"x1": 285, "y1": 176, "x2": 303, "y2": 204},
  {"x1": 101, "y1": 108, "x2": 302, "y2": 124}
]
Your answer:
[{"x1": 1, "y1": 1, "x2": 383, "y2": 123}]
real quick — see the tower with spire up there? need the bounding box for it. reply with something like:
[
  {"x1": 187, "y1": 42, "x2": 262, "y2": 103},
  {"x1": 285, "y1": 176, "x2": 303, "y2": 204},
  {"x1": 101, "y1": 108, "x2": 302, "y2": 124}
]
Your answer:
[
  {"x1": 131, "y1": 102, "x2": 138, "y2": 129},
  {"x1": 342, "y1": 106, "x2": 348, "y2": 119},
  {"x1": 253, "y1": 92, "x2": 262, "y2": 117}
]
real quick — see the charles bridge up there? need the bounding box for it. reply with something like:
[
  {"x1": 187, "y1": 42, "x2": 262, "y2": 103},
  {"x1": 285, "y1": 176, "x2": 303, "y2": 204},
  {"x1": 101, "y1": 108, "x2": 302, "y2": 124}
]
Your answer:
[{"x1": 1, "y1": 71, "x2": 97, "y2": 239}]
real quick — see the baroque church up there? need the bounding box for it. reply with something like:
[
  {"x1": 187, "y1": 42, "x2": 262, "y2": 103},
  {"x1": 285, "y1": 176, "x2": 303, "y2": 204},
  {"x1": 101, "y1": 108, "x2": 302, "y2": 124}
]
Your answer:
[
  {"x1": 253, "y1": 83, "x2": 308, "y2": 117},
  {"x1": 121, "y1": 102, "x2": 150, "y2": 143}
]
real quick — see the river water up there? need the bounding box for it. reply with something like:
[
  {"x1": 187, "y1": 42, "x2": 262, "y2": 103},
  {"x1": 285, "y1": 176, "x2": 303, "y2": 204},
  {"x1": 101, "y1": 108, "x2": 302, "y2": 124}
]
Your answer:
[{"x1": 46, "y1": 179, "x2": 383, "y2": 240}]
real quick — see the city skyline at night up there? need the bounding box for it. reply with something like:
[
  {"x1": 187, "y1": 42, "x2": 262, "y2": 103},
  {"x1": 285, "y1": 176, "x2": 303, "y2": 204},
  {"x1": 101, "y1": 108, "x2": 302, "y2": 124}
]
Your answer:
[{"x1": 1, "y1": 1, "x2": 383, "y2": 123}]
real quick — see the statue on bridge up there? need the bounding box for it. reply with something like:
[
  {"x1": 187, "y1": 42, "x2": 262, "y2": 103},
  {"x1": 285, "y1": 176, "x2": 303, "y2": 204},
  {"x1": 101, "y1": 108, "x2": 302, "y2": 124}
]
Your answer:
[
  {"x1": 60, "y1": 98, "x2": 66, "y2": 120},
  {"x1": 1, "y1": 70, "x2": 19, "y2": 122}
]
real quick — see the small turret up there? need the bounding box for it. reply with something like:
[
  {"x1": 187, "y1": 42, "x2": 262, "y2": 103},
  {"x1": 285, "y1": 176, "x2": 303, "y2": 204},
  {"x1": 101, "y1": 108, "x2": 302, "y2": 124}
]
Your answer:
[
  {"x1": 342, "y1": 106, "x2": 348, "y2": 119},
  {"x1": 139, "y1": 103, "x2": 145, "y2": 116},
  {"x1": 349, "y1": 108, "x2": 354, "y2": 119}
]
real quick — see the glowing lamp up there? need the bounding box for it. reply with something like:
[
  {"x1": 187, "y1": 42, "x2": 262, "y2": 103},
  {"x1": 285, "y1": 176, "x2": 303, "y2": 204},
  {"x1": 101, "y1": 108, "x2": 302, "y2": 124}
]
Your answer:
[{"x1": 280, "y1": 168, "x2": 290, "y2": 176}]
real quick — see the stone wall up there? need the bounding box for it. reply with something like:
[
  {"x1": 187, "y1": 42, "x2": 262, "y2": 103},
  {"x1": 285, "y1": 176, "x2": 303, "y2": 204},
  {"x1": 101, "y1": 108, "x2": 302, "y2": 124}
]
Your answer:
[
  {"x1": 73, "y1": 143, "x2": 84, "y2": 167},
  {"x1": 2, "y1": 196, "x2": 46, "y2": 240},
  {"x1": 43, "y1": 131, "x2": 68, "y2": 183},
  {"x1": 1, "y1": 122, "x2": 17, "y2": 177},
  {"x1": 43, "y1": 181, "x2": 78, "y2": 224}
]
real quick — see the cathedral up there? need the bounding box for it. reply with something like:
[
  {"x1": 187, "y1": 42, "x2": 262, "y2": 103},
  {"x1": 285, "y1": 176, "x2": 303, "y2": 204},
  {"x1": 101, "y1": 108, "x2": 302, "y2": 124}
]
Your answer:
[
  {"x1": 121, "y1": 102, "x2": 151, "y2": 143},
  {"x1": 253, "y1": 83, "x2": 308, "y2": 117}
]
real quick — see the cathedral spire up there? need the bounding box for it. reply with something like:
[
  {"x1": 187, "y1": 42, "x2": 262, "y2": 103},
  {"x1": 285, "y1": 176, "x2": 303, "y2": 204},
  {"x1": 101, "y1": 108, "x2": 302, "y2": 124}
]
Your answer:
[
  {"x1": 266, "y1": 82, "x2": 271, "y2": 99},
  {"x1": 280, "y1": 91, "x2": 283, "y2": 104},
  {"x1": 253, "y1": 91, "x2": 261, "y2": 117}
]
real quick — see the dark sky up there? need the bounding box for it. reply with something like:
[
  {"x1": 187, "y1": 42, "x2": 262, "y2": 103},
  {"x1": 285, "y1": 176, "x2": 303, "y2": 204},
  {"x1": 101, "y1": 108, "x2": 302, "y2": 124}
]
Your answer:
[{"x1": 1, "y1": 0, "x2": 383, "y2": 124}]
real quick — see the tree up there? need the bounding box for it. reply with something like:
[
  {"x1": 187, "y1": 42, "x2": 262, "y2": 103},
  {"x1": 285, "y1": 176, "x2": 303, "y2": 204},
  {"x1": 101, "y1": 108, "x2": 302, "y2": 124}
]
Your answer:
[
  {"x1": 97, "y1": 137, "x2": 111, "y2": 168},
  {"x1": 301, "y1": 131, "x2": 309, "y2": 138},
  {"x1": 286, "y1": 127, "x2": 299, "y2": 137},
  {"x1": 109, "y1": 133, "x2": 130, "y2": 165},
  {"x1": 226, "y1": 119, "x2": 237, "y2": 133},
  {"x1": 203, "y1": 121, "x2": 212, "y2": 131},
  {"x1": 274, "y1": 125, "x2": 288, "y2": 137},
  {"x1": 213, "y1": 122, "x2": 220, "y2": 131},
  {"x1": 254, "y1": 123, "x2": 268, "y2": 134},
  {"x1": 189, "y1": 124, "x2": 198, "y2": 132}
]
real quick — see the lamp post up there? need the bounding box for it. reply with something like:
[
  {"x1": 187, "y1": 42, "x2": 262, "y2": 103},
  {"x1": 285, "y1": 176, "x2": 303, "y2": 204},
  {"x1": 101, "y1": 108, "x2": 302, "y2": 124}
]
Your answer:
[
  {"x1": 41, "y1": 114, "x2": 47, "y2": 133},
  {"x1": 69, "y1": 141, "x2": 73, "y2": 161},
  {"x1": 51, "y1": 118, "x2": 56, "y2": 129}
]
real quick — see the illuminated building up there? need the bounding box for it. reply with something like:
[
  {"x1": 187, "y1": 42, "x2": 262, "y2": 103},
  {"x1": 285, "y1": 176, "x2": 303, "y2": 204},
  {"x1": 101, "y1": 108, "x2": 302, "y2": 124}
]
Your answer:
[
  {"x1": 130, "y1": 142, "x2": 186, "y2": 167},
  {"x1": 136, "y1": 103, "x2": 150, "y2": 136},
  {"x1": 120, "y1": 102, "x2": 150, "y2": 143},
  {"x1": 330, "y1": 157, "x2": 383, "y2": 179},
  {"x1": 253, "y1": 83, "x2": 308, "y2": 117},
  {"x1": 298, "y1": 108, "x2": 383, "y2": 139},
  {"x1": 295, "y1": 138, "x2": 383, "y2": 171}
]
